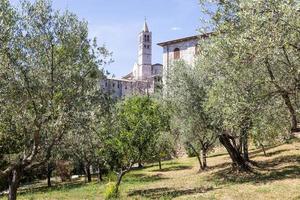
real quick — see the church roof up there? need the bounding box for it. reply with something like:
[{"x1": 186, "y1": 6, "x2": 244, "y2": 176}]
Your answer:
[
  {"x1": 122, "y1": 72, "x2": 133, "y2": 80},
  {"x1": 157, "y1": 32, "x2": 212, "y2": 46},
  {"x1": 143, "y1": 21, "x2": 149, "y2": 32}
]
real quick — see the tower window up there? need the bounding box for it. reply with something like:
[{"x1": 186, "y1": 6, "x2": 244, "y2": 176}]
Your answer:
[
  {"x1": 143, "y1": 35, "x2": 150, "y2": 42},
  {"x1": 174, "y1": 48, "x2": 180, "y2": 60}
]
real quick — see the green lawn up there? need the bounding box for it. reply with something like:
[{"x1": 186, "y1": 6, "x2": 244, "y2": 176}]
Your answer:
[{"x1": 2, "y1": 140, "x2": 300, "y2": 200}]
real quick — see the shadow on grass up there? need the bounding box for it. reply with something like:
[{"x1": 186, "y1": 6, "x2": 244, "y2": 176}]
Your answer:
[
  {"x1": 249, "y1": 144, "x2": 283, "y2": 157},
  {"x1": 151, "y1": 165, "x2": 192, "y2": 172},
  {"x1": 254, "y1": 154, "x2": 300, "y2": 169},
  {"x1": 251, "y1": 149, "x2": 290, "y2": 158},
  {"x1": 212, "y1": 154, "x2": 300, "y2": 185},
  {"x1": 207, "y1": 152, "x2": 229, "y2": 158},
  {"x1": 124, "y1": 173, "x2": 169, "y2": 183},
  {"x1": 208, "y1": 144, "x2": 283, "y2": 159},
  {"x1": 18, "y1": 181, "x2": 87, "y2": 195},
  {"x1": 128, "y1": 186, "x2": 215, "y2": 199},
  {"x1": 206, "y1": 162, "x2": 231, "y2": 171}
]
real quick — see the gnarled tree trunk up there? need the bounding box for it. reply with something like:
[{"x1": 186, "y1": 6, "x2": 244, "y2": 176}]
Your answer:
[
  {"x1": 242, "y1": 132, "x2": 249, "y2": 162},
  {"x1": 115, "y1": 168, "x2": 131, "y2": 193},
  {"x1": 8, "y1": 167, "x2": 22, "y2": 200},
  {"x1": 219, "y1": 133, "x2": 250, "y2": 172},
  {"x1": 282, "y1": 92, "x2": 299, "y2": 132}
]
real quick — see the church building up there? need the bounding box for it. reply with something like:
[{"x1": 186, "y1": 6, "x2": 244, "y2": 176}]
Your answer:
[
  {"x1": 157, "y1": 33, "x2": 210, "y2": 86},
  {"x1": 101, "y1": 21, "x2": 163, "y2": 98},
  {"x1": 102, "y1": 20, "x2": 209, "y2": 98}
]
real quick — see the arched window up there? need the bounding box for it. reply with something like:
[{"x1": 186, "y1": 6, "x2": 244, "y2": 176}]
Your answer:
[{"x1": 174, "y1": 48, "x2": 180, "y2": 60}]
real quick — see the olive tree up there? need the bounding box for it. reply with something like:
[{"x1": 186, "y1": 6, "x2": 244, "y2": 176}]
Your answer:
[
  {"x1": 167, "y1": 62, "x2": 217, "y2": 171},
  {"x1": 109, "y1": 95, "x2": 168, "y2": 193},
  {"x1": 199, "y1": 0, "x2": 300, "y2": 133},
  {"x1": 0, "y1": 0, "x2": 109, "y2": 199},
  {"x1": 195, "y1": 0, "x2": 299, "y2": 171}
]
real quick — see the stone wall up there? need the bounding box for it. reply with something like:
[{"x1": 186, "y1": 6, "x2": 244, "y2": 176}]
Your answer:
[{"x1": 161, "y1": 38, "x2": 198, "y2": 87}]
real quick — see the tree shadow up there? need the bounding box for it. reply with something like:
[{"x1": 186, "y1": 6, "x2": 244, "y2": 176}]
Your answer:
[
  {"x1": 161, "y1": 161, "x2": 181, "y2": 166},
  {"x1": 249, "y1": 144, "x2": 283, "y2": 157},
  {"x1": 128, "y1": 186, "x2": 215, "y2": 199},
  {"x1": 207, "y1": 152, "x2": 229, "y2": 158},
  {"x1": 251, "y1": 149, "x2": 290, "y2": 158},
  {"x1": 151, "y1": 165, "x2": 192, "y2": 172},
  {"x1": 206, "y1": 162, "x2": 231, "y2": 171},
  {"x1": 18, "y1": 181, "x2": 87, "y2": 195},
  {"x1": 253, "y1": 154, "x2": 300, "y2": 169},
  {"x1": 124, "y1": 173, "x2": 169, "y2": 183},
  {"x1": 212, "y1": 154, "x2": 300, "y2": 185}
]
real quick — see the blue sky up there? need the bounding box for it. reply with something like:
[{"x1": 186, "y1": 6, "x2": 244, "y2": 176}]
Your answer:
[{"x1": 11, "y1": 0, "x2": 203, "y2": 77}]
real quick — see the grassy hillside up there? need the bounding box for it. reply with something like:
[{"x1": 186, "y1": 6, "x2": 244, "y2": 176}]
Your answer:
[{"x1": 2, "y1": 140, "x2": 300, "y2": 200}]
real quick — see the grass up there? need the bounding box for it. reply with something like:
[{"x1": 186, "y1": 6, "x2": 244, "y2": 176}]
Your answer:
[{"x1": 2, "y1": 140, "x2": 300, "y2": 200}]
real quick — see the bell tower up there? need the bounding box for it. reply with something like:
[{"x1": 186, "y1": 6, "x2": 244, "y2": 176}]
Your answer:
[{"x1": 136, "y1": 20, "x2": 152, "y2": 80}]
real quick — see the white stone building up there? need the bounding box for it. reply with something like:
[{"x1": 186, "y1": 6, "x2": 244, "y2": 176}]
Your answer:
[
  {"x1": 101, "y1": 21, "x2": 163, "y2": 98},
  {"x1": 102, "y1": 20, "x2": 211, "y2": 98},
  {"x1": 157, "y1": 33, "x2": 210, "y2": 86}
]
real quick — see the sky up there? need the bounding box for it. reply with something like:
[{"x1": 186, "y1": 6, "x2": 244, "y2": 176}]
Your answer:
[{"x1": 10, "y1": 0, "x2": 203, "y2": 78}]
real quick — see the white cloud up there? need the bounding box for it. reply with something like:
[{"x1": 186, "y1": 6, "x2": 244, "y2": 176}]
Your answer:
[{"x1": 171, "y1": 27, "x2": 182, "y2": 31}]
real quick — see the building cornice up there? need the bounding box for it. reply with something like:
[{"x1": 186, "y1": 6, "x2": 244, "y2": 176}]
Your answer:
[{"x1": 157, "y1": 32, "x2": 212, "y2": 47}]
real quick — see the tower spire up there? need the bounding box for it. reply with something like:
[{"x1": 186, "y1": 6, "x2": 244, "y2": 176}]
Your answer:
[{"x1": 143, "y1": 18, "x2": 149, "y2": 32}]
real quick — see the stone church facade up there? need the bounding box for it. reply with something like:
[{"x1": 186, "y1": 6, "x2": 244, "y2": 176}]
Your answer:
[
  {"x1": 101, "y1": 21, "x2": 163, "y2": 98},
  {"x1": 157, "y1": 33, "x2": 210, "y2": 87},
  {"x1": 102, "y1": 21, "x2": 208, "y2": 98}
]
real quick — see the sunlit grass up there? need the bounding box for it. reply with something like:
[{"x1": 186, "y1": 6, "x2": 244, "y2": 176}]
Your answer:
[{"x1": 1, "y1": 140, "x2": 300, "y2": 200}]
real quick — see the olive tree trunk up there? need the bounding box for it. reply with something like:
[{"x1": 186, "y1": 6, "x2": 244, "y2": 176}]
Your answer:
[
  {"x1": 201, "y1": 149, "x2": 207, "y2": 169},
  {"x1": 115, "y1": 168, "x2": 131, "y2": 193},
  {"x1": 85, "y1": 164, "x2": 92, "y2": 183},
  {"x1": 282, "y1": 92, "x2": 299, "y2": 132},
  {"x1": 158, "y1": 159, "x2": 162, "y2": 170},
  {"x1": 219, "y1": 133, "x2": 250, "y2": 171},
  {"x1": 8, "y1": 167, "x2": 22, "y2": 200},
  {"x1": 266, "y1": 61, "x2": 299, "y2": 133},
  {"x1": 242, "y1": 132, "x2": 249, "y2": 162},
  {"x1": 47, "y1": 162, "x2": 54, "y2": 187},
  {"x1": 188, "y1": 143, "x2": 204, "y2": 171},
  {"x1": 97, "y1": 165, "x2": 103, "y2": 182},
  {"x1": 260, "y1": 143, "x2": 267, "y2": 156}
]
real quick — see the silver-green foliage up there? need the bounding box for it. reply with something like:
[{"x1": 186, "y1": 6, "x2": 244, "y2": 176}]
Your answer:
[
  {"x1": 198, "y1": 0, "x2": 299, "y2": 142},
  {"x1": 0, "y1": 0, "x2": 109, "y2": 197}
]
